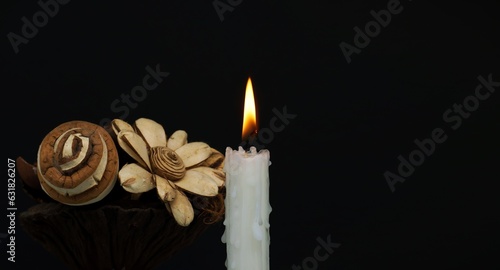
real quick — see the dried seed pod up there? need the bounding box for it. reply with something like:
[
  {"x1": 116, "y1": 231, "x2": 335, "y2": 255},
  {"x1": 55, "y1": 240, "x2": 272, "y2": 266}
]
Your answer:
[
  {"x1": 110, "y1": 117, "x2": 226, "y2": 227},
  {"x1": 37, "y1": 120, "x2": 119, "y2": 206},
  {"x1": 150, "y1": 146, "x2": 186, "y2": 181}
]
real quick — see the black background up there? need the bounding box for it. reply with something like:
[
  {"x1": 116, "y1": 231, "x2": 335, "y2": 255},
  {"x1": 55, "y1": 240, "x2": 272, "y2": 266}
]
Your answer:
[{"x1": 2, "y1": 0, "x2": 499, "y2": 269}]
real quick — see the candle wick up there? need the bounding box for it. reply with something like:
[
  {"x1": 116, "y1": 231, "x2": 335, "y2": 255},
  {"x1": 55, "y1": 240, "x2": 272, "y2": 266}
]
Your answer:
[
  {"x1": 242, "y1": 130, "x2": 258, "y2": 152},
  {"x1": 250, "y1": 130, "x2": 258, "y2": 140}
]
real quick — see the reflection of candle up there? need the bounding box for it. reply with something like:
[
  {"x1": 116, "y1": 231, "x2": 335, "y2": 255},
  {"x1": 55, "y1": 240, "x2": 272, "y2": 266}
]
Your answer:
[{"x1": 222, "y1": 77, "x2": 272, "y2": 270}]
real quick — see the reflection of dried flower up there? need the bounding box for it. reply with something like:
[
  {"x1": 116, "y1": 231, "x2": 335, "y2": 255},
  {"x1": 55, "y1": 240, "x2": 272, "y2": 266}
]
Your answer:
[{"x1": 111, "y1": 118, "x2": 225, "y2": 226}]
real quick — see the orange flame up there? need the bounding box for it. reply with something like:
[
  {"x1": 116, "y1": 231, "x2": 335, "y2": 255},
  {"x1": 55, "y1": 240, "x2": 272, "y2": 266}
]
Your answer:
[{"x1": 242, "y1": 77, "x2": 257, "y2": 141}]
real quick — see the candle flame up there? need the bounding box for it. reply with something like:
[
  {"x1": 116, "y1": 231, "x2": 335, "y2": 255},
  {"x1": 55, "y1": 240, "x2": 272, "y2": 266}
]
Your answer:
[{"x1": 242, "y1": 77, "x2": 257, "y2": 141}]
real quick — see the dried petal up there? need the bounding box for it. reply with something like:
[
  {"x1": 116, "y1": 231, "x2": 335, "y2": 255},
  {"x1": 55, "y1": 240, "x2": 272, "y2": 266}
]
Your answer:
[
  {"x1": 134, "y1": 118, "x2": 167, "y2": 148},
  {"x1": 111, "y1": 118, "x2": 134, "y2": 136},
  {"x1": 175, "y1": 170, "x2": 218, "y2": 196},
  {"x1": 167, "y1": 190, "x2": 194, "y2": 226},
  {"x1": 167, "y1": 130, "x2": 188, "y2": 151},
  {"x1": 119, "y1": 163, "x2": 155, "y2": 193},
  {"x1": 197, "y1": 148, "x2": 225, "y2": 170},
  {"x1": 155, "y1": 174, "x2": 177, "y2": 202},
  {"x1": 175, "y1": 142, "x2": 212, "y2": 168},
  {"x1": 117, "y1": 130, "x2": 151, "y2": 169},
  {"x1": 189, "y1": 166, "x2": 225, "y2": 187}
]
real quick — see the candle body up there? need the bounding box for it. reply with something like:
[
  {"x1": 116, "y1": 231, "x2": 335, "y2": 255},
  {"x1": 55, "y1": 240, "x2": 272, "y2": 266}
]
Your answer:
[{"x1": 222, "y1": 146, "x2": 271, "y2": 270}]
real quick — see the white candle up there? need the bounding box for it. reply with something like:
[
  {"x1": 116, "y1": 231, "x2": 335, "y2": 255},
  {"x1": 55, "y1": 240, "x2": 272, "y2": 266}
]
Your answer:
[
  {"x1": 222, "y1": 146, "x2": 271, "y2": 270},
  {"x1": 222, "y1": 77, "x2": 272, "y2": 269}
]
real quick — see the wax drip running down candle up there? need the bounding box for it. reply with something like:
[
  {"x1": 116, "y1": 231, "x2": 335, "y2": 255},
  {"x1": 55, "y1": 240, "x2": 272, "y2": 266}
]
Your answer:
[
  {"x1": 222, "y1": 146, "x2": 271, "y2": 270},
  {"x1": 222, "y1": 77, "x2": 272, "y2": 270}
]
